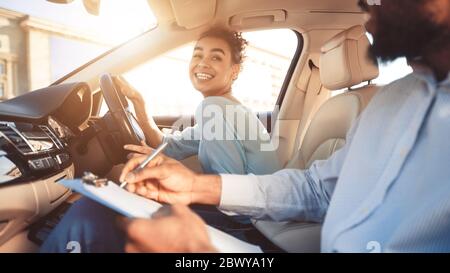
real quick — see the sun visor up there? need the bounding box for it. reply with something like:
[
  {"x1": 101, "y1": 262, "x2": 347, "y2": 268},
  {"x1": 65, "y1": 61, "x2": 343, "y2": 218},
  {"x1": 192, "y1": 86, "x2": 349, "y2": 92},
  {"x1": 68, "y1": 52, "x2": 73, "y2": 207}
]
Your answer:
[
  {"x1": 147, "y1": 0, "x2": 176, "y2": 24},
  {"x1": 169, "y1": 0, "x2": 216, "y2": 29}
]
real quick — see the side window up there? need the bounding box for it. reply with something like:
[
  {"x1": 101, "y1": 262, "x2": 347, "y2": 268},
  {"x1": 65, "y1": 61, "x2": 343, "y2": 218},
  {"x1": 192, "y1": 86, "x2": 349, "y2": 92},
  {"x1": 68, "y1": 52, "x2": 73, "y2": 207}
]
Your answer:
[
  {"x1": 119, "y1": 29, "x2": 298, "y2": 116},
  {"x1": 367, "y1": 33, "x2": 413, "y2": 85},
  {"x1": 372, "y1": 57, "x2": 413, "y2": 85},
  {"x1": 232, "y1": 30, "x2": 298, "y2": 112}
]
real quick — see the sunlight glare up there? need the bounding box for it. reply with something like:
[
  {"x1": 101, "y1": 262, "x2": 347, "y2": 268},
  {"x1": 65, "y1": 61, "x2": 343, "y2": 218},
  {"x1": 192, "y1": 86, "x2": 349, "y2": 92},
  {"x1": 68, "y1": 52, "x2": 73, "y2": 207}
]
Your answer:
[{"x1": 95, "y1": 0, "x2": 157, "y2": 45}]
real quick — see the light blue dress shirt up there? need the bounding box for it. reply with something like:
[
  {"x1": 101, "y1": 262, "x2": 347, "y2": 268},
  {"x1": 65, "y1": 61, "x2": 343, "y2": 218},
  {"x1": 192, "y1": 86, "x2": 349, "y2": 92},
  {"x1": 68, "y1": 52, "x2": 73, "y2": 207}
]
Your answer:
[
  {"x1": 163, "y1": 96, "x2": 281, "y2": 175},
  {"x1": 219, "y1": 66, "x2": 450, "y2": 252}
]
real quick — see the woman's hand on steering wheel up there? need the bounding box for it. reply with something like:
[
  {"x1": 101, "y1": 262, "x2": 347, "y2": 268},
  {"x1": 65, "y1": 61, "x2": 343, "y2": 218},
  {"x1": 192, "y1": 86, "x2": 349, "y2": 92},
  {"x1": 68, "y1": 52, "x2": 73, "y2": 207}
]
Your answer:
[
  {"x1": 124, "y1": 140, "x2": 153, "y2": 159},
  {"x1": 112, "y1": 75, "x2": 150, "y2": 127},
  {"x1": 113, "y1": 75, "x2": 144, "y2": 103},
  {"x1": 111, "y1": 74, "x2": 164, "y2": 149}
]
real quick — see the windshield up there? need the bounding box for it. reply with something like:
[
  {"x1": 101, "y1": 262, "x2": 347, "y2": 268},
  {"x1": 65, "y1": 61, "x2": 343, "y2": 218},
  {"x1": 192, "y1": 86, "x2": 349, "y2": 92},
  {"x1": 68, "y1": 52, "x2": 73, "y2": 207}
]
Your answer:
[{"x1": 0, "y1": 0, "x2": 157, "y2": 98}]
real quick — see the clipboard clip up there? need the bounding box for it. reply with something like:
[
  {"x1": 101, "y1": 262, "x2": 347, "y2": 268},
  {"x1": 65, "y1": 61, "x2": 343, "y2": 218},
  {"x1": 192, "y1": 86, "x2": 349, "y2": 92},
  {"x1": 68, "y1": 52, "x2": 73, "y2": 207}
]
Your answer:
[{"x1": 81, "y1": 171, "x2": 109, "y2": 187}]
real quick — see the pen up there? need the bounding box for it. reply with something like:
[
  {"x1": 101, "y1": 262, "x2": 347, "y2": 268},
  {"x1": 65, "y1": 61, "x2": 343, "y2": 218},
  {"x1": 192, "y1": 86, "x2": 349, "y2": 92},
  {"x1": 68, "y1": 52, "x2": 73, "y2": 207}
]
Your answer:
[{"x1": 119, "y1": 141, "x2": 169, "y2": 188}]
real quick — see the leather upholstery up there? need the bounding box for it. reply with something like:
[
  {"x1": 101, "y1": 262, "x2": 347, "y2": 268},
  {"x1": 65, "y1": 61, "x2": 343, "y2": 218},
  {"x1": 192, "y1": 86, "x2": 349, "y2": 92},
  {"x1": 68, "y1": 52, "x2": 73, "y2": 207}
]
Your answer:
[
  {"x1": 253, "y1": 26, "x2": 381, "y2": 252},
  {"x1": 320, "y1": 25, "x2": 379, "y2": 90}
]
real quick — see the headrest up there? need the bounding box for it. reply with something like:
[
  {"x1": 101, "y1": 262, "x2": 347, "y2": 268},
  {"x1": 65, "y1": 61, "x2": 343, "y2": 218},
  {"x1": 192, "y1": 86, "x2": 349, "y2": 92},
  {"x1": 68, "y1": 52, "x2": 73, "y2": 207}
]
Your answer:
[{"x1": 320, "y1": 25, "x2": 379, "y2": 90}]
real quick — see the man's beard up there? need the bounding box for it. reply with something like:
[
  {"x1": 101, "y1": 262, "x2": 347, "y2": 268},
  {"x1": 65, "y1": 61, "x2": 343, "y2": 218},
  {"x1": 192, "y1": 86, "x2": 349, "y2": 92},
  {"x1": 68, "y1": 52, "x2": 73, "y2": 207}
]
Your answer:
[{"x1": 369, "y1": 0, "x2": 450, "y2": 62}]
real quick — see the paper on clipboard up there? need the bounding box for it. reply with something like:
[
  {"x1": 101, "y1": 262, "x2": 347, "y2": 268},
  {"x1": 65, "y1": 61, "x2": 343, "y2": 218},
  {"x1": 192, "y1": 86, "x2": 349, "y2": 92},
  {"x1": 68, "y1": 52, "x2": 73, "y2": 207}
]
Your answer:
[{"x1": 60, "y1": 179, "x2": 262, "y2": 253}]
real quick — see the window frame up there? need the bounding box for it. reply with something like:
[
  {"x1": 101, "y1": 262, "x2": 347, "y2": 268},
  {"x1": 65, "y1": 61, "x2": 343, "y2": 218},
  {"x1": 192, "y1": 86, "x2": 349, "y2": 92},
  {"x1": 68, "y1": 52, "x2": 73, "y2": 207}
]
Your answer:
[
  {"x1": 274, "y1": 30, "x2": 303, "y2": 113},
  {"x1": 0, "y1": 59, "x2": 7, "y2": 99}
]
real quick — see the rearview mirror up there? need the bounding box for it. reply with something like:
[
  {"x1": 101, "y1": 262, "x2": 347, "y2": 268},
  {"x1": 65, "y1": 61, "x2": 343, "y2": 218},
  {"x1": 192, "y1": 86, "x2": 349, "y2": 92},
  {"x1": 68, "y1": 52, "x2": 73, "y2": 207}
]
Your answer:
[{"x1": 46, "y1": 0, "x2": 101, "y2": 16}]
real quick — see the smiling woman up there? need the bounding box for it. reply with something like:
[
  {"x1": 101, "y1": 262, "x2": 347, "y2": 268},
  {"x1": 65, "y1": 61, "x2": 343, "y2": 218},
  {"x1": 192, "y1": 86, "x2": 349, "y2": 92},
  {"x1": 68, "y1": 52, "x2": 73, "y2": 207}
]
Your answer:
[
  {"x1": 189, "y1": 29, "x2": 246, "y2": 98},
  {"x1": 119, "y1": 29, "x2": 298, "y2": 116},
  {"x1": 114, "y1": 27, "x2": 283, "y2": 176}
]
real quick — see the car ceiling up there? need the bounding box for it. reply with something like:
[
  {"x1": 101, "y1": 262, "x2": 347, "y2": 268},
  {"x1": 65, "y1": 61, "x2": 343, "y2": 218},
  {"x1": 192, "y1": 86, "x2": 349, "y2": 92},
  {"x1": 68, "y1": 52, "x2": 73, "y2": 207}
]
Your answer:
[
  {"x1": 55, "y1": 0, "x2": 365, "y2": 92},
  {"x1": 148, "y1": 0, "x2": 364, "y2": 30}
]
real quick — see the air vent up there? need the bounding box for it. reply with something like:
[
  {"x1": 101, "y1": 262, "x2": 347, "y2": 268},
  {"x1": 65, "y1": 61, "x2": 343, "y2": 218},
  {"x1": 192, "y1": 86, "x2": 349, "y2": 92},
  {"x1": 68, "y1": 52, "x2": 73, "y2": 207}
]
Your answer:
[
  {"x1": 39, "y1": 125, "x2": 63, "y2": 149},
  {"x1": 0, "y1": 124, "x2": 33, "y2": 153}
]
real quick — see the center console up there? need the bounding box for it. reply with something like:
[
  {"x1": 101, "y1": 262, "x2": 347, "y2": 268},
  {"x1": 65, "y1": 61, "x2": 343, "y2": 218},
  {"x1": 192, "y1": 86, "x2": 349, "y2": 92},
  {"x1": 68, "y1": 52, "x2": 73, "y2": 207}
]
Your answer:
[{"x1": 0, "y1": 119, "x2": 74, "y2": 247}]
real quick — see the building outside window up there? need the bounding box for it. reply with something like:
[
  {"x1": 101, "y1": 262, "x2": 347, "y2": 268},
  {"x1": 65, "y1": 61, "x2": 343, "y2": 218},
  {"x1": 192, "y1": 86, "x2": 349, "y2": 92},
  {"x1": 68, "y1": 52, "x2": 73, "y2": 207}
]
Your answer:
[{"x1": 0, "y1": 59, "x2": 7, "y2": 99}]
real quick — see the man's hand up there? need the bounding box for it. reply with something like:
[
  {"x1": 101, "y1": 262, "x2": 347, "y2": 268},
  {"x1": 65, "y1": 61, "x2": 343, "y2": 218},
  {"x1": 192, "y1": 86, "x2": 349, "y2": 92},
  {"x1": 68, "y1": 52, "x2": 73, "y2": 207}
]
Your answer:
[
  {"x1": 119, "y1": 153, "x2": 222, "y2": 205},
  {"x1": 120, "y1": 153, "x2": 196, "y2": 204},
  {"x1": 119, "y1": 205, "x2": 217, "y2": 253}
]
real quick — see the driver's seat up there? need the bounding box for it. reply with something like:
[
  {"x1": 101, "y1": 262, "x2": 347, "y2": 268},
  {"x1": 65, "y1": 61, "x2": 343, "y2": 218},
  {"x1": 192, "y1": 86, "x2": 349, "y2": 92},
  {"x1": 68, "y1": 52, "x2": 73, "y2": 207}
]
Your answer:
[{"x1": 252, "y1": 25, "x2": 380, "y2": 252}]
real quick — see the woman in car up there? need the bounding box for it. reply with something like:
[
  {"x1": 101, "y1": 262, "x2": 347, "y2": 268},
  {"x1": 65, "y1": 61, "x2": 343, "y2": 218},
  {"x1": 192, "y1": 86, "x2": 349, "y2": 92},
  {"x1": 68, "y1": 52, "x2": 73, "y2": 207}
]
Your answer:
[
  {"x1": 116, "y1": 27, "x2": 280, "y2": 176},
  {"x1": 40, "y1": 27, "x2": 281, "y2": 252}
]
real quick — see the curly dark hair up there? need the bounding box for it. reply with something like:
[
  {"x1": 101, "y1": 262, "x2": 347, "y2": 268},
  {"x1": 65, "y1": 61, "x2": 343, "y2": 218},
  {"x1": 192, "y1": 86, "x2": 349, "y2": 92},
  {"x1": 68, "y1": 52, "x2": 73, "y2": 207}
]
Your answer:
[{"x1": 198, "y1": 27, "x2": 248, "y2": 65}]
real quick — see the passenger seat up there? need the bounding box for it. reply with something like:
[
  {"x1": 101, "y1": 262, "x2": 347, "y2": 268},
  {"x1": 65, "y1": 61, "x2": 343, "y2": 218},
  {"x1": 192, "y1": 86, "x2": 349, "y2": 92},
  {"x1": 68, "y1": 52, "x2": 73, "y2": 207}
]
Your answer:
[{"x1": 253, "y1": 25, "x2": 380, "y2": 252}]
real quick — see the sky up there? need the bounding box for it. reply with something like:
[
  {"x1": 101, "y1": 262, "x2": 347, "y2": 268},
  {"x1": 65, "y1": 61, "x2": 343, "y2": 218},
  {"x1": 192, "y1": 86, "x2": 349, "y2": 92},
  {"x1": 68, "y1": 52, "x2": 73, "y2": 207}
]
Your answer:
[{"x1": 0, "y1": 0, "x2": 156, "y2": 44}]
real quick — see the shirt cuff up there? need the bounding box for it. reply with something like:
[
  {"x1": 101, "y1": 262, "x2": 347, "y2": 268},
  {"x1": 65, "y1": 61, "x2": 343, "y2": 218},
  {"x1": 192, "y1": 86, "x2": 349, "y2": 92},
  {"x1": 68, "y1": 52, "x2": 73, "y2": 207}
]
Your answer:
[{"x1": 219, "y1": 173, "x2": 257, "y2": 211}]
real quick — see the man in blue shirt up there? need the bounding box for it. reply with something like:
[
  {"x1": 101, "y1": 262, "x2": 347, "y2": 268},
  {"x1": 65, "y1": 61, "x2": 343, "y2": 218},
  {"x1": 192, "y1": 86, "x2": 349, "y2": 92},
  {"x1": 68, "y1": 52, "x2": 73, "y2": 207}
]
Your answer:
[{"x1": 116, "y1": 0, "x2": 450, "y2": 253}]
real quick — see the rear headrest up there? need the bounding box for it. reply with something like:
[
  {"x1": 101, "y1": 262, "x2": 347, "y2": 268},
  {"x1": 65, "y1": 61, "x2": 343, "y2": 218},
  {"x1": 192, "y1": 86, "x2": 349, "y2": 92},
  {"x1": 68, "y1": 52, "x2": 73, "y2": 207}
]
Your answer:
[{"x1": 320, "y1": 25, "x2": 379, "y2": 90}]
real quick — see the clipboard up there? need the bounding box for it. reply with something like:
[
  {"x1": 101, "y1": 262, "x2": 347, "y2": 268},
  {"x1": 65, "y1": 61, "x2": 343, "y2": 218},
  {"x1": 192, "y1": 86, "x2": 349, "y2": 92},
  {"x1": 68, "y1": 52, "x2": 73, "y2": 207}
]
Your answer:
[{"x1": 60, "y1": 178, "x2": 262, "y2": 253}]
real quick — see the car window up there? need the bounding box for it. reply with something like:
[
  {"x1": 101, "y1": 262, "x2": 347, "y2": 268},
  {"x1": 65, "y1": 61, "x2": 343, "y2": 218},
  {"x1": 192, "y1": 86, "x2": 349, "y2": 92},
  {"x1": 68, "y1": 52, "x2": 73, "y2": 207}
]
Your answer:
[
  {"x1": 368, "y1": 33, "x2": 413, "y2": 85},
  {"x1": 120, "y1": 29, "x2": 298, "y2": 116},
  {"x1": 372, "y1": 57, "x2": 413, "y2": 85},
  {"x1": 0, "y1": 0, "x2": 156, "y2": 97}
]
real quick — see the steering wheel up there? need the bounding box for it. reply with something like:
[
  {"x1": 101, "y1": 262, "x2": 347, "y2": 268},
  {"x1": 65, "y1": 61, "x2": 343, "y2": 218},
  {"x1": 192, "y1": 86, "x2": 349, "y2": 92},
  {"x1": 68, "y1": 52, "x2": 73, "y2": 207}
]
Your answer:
[{"x1": 99, "y1": 73, "x2": 145, "y2": 147}]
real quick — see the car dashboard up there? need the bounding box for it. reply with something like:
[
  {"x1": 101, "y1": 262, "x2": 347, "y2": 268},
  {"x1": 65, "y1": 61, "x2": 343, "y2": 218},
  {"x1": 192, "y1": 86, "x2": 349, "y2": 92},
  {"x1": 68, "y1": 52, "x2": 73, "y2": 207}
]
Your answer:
[
  {"x1": 0, "y1": 82, "x2": 93, "y2": 250},
  {"x1": 0, "y1": 118, "x2": 73, "y2": 185}
]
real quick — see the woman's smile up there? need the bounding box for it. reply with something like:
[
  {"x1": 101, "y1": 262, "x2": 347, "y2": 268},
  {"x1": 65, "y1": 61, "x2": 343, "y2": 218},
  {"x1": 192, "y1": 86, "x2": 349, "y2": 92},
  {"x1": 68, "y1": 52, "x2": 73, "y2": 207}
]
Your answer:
[
  {"x1": 194, "y1": 72, "x2": 215, "y2": 81},
  {"x1": 189, "y1": 36, "x2": 239, "y2": 97}
]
